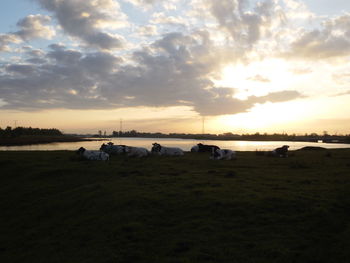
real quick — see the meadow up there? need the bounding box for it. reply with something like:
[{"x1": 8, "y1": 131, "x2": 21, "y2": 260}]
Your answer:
[{"x1": 1, "y1": 149, "x2": 350, "y2": 263}]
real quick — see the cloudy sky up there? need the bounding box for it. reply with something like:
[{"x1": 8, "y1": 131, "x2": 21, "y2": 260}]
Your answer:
[{"x1": 0, "y1": 0, "x2": 349, "y2": 134}]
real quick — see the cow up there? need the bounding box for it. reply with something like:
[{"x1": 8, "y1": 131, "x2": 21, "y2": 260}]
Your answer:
[
  {"x1": 151, "y1": 143, "x2": 184, "y2": 156},
  {"x1": 77, "y1": 147, "x2": 109, "y2": 161},
  {"x1": 100, "y1": 143, "x2": 126, "y2": 155},
  {"x1": 124, "y1": 146, "x2": 149, "y2": 157},
  {"x1": 191, "y1": 143, "x2": 220, "y2": 153},
  {"x1": 190, "y1": 145, "x2": 199, "y2": 152},
  {"x1": 210, "y1": 148, "x2": 236, "y2": 160},
  {"x1": 272, "y1": 145, "x2": 290, "y2": 157}
]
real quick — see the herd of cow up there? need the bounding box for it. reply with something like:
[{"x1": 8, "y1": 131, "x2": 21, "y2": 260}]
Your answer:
[{"x1": 77, "y1": 142, "x2": 290, "y2": 161}]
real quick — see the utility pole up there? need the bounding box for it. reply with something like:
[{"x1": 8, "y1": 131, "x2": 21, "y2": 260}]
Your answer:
[
  {"x1": 202, "y1": 116, "x2": 205, "y2": 134},
  {"x1": 119, "y1": 118, "x2": 123, "y2": 136},
  {"x1": 14, "y1": 120, "x2": 18, "y2": 128}
]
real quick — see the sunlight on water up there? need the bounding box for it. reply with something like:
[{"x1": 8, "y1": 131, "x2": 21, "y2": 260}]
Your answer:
[{"x1": 0, "y1": 137, "x2": 349, "y2": 151}]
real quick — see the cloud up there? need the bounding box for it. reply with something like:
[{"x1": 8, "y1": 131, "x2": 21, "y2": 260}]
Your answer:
[
  {"x1": 1, "y1": 15, "x2": 55, "y2": 52},
  {"x1": 126, "y1": 0, "x2": 161, "y2": 6},
  {"x1": 2, "y1": 1, "x2": 315, "y2": 116},
  {"x1": 47, "y1": 44, "x2": 83, "y2": 65},
  {"x1": 0, "y1": 31, "x2": 304, "y2": 116},
  {"x1": 284, "y1": 14, "x2": 350, "y2": 59},
  {"x1": 289, "y1": 67, "x2": 313, "y2": 75},
  {"x1": 151, "y1": 12, "x2": 187, "y2": 27},
  {"x1": 5, "y1": 64, "x2": 37, "y2": 75},
  {"x1": 332, "y1": 90, "x2": 350, "y2": 97},
  {"x1": 24, "y1": 47, "x2": 48, "y2": 64},
  {"x1": 15, "y1": 14, "x2": 55, "y2": 40},
  {"x1": 333, "y1": 72, "x2": 350, "y2": 85},
  {"x1": 193, "y1": 88, "x2": 304, "y2": 116},
  {"x1": 34, "y1": 0, "x2": 128, "y2": 49},
  {"x1": 136, "y1": 25, "x2": 159, "y2": 37},
  {"x1": 252, "y1": 90, "x2": 305, "y2": 102},
  {"x1": 126, "y1": 0, "x2": 178, "y2": 11},
  {"x1": 0, "y1": 98, "x2": 8, "y2": 107},
  {"x1": 128, "y1": 0, "x2": 159, "y2": 4},
  {"x1": 204, "y1": 0, "x2": 282, "y2": 48},
  {"x1": 0, "y1": 34, "x2": 21, "y2": 52},
  {"x1": 247, "y1": 74, "x2": 270, "y2": 82}
]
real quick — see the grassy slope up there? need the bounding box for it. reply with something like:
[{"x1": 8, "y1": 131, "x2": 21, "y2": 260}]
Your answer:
[{"x1": 1, "y1": 150, "x2": 350, "y2": 263}]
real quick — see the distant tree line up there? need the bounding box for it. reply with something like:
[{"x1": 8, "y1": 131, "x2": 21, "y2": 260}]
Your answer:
[
  {"x1": 110, "y1": 130, "x2": 350, "y2": 143},
  {"x1": 0, "y1": 126, "x2": 63, "y2": 137}
]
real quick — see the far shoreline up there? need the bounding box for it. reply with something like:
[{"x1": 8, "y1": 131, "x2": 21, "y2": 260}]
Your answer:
[
  {"x1": 0, "y1": 135, "x2": 110, "y2": 147},
  {"x1": 1, "y1": 135, "x2": 350, "y2": 147}
]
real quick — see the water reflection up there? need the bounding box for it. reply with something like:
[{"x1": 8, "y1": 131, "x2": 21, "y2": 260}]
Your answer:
[{"x1": 0, "y1": 137, "x2": 349, "y2": 151}]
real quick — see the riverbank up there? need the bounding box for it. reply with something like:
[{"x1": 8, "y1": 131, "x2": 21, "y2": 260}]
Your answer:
[
  {"x1": 1, "y1": 149, "x2": 350, "y2": 262},
  {"x1": 2, "y1": 136, "x2": 349, "y2": 152},
  {"x1": 0, "y1": 135, "x2": 108, "y2": 146}
]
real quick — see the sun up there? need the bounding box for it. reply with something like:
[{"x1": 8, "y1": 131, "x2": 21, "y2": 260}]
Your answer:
[
  {"x1": 214, "y1": 59, "x2": 294, "y2": 99},
  {"x1": 209, "y1": 59, "x2": 314, "y2": 132},
  {"x1": 214, "y1": 100, "x2": 310, "y2": 133}
]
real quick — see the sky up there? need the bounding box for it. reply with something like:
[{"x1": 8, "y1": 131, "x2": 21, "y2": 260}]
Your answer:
[{"x1": 0, "y1": 0, "x2": 349, "y2": 135}]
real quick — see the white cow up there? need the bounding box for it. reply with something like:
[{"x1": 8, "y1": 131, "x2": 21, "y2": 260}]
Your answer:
[
  {"x1": 190, "y1": 145, "x2": 199, "y2": 152},
  {"x1": 151, "y1": 143, "x2": 184, "y2": 156},
  {"x1": 210, "y1": 148, "x2": 236, "y2": 160},
  {"x1": 125, "y1": 146, "x2": 149, "y2": 157},
  {"x1": 77, "y1": 147, "x2": 109, "y2": 161}
]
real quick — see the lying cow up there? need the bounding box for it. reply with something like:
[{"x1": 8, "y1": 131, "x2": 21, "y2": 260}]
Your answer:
[
  {"x1": 191, "y1": 143, "x2": 220, "y2": 152},
  {"x1": 77, "y1": 147, "x2": 109, "y2": 161},
  {"x1": 151, "y1": 143, "x2": 184, "y2": 156},
  {"x1": 100, "y1": 142, "x2": 126, "y2": 155},
  {"x1": 125, "y1": 146, "x2": 149, "y2": 157},
  {"x1": 210, "y1": 148, "x2": 236, "y2": 160},
  {"x1": 271, "y1": 145, "x2": 289, "y2": 158}
]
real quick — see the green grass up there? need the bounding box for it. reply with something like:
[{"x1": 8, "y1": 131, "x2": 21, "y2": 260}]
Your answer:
[{"x1": 1, "y1": 149, "x2": 350, "y2": 263}]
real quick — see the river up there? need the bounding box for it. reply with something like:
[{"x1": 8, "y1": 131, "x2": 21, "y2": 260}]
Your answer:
[{"x1": 0, "y1": 137, "x2": 349, "y2": 151}]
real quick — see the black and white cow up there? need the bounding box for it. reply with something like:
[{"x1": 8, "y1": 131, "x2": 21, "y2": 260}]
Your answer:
[
  {"x1": 210, "y1": 148, "x2": 236, "y2": 160},
  {"x1": 272, "y1": 145, "x2": 290, "y2": 157},
  {"x1": 77, "y1": 147, "x2": 109, "y2": 161},
  {"x1": 100, "y1": 142, "x2": 126, "y2": 155},
  {"x1": 151, "y1": 143, "x2": 184, "y2": 156},
  {"x1": 191, "y1": 143, "x2": 220, "y2": 153}
]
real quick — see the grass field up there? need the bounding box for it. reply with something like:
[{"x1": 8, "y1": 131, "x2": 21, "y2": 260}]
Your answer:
[{"x1": 1, "y1": 149, "x2": 350, "y2": 263}]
